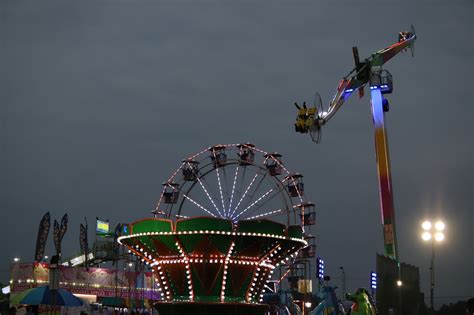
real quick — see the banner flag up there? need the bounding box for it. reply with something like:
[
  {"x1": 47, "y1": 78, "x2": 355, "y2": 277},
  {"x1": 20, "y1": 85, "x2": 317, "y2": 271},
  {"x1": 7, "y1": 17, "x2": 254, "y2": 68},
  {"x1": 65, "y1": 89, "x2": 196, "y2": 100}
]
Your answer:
[
  {"x1": 59, "y1": 213, "x2": 68, "y2": 242},
  {"x1": 79, "y1": 223, "x2": 90, "y2": 267},
  {"x1": 53, "y1": 220, "x2": 61, "y2": 256},
  {"x1": 79, "y1": 224, "x2": 86, "y2": 254},
  {"x1": 34, "y1": 212, "x2": 51, "y2": 262}
]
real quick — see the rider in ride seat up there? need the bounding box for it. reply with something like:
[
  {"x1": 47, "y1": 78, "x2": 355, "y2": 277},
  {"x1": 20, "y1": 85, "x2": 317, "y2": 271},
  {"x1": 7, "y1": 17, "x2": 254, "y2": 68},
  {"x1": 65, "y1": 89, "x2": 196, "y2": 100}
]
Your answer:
[{"x1": 294, "y1": 102, "x2": 309, "y2": 133}]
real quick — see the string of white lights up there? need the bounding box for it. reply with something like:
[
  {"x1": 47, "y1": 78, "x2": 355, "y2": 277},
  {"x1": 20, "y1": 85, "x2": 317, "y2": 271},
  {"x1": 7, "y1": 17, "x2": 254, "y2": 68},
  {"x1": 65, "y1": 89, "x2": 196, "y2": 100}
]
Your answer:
[
  {"x1": 243, "y1": 188, "x2": 284, "y2": 220},
  {"x1": 182, "y1": 192, "x2": 217, "y2": 218},
  {"x1": 220, "y1": 241, "x2": 235, "y2": 302},
  {"x1": 214, "y1": 158, "x2": 227, "y2": 217},
  {"x1": 233, "y1": 188, "x2": 274, "y2": 220},
  {"x1": 245, "y1": 209, "x2": 283, "y2": 220},
  {"x1": 230, "y1": 173, "x2": 259, "y2": 219},
  {"x1": 196, "y1": 177, "x2": 224, "y2": 218},
  {"x1": 117, "y1": 230, "x2": 307, "y2": 246},
  {"x1": 175, "y1": 241, "x2": 194, "y2": 301},
  {"x1": 227, "y1": 165, "x2": 240, "y2": 216}
]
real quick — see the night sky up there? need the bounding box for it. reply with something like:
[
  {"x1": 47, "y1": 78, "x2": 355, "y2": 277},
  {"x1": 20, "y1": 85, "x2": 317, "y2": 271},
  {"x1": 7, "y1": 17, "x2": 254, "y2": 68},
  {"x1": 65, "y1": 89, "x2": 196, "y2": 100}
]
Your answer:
[{"x1": 1, "y1": 0, "x2": 472, "y2": 307}]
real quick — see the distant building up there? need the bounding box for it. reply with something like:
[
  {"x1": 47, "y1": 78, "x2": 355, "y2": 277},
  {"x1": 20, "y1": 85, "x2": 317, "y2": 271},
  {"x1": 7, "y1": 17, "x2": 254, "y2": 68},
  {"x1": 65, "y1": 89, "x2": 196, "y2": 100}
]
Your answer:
[
  {"x1": 10, "y1": 262, "x2": 160, "y2": 307},
  {"x1": 376, "y1": 254, "x2": 424, "y2": 315}
]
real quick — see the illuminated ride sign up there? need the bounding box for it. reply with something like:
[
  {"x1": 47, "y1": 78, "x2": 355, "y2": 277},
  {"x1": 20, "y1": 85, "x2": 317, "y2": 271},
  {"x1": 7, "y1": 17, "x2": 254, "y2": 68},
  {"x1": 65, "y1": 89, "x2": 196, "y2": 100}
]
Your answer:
[{"x1": 96, "y1": 220, "x2": 109, "y2": 234}]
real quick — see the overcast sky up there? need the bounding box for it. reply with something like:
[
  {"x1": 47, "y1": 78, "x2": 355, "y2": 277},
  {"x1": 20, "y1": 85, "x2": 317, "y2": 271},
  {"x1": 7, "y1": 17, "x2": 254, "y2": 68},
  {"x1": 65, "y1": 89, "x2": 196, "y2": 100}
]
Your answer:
[{"x1": 1, "y1": 0, "x2": 472, "y2": 307}]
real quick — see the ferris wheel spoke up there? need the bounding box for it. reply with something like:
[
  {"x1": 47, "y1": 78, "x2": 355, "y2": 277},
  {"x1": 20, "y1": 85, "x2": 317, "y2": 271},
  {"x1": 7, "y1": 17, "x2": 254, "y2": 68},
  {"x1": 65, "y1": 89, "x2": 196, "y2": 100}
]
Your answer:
[
  {"x1": 230, "y1": 173, "x2": 259, "y2": 219},
  {"x1": 233, "y1": 166, "x2": 247, "y2": 216},
  {"x1": 181, "y1": 192, "x2": 217, "y2": 218},
  {"x1": 233, "y1": 188, "x2": 274, "y2": 220},
  {"x1": 215, "y1": 166, "x2": 227, "y2": 217},
  {"x1": 245, "y1": 209, "x2": 283, "y2": 220},
  {"x1": 243, "y1": 188, "x2": 283, "y2": 219},
  {"x1": 227, "y1": 165, "x2": 240, "y2": 216},
  {"x1": 196, "y1": 177, "x2": 224, "y2": 218},
  {"x1": 238, "y1": 171, "x2": 267, "y2": 215}
]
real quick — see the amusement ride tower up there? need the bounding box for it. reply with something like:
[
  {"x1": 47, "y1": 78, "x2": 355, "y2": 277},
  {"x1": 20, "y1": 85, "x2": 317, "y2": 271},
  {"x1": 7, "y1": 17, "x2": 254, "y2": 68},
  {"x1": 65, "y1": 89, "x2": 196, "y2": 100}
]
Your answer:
[{"x1": 295, "y1": 26, "x2": 417, "y2": 262}]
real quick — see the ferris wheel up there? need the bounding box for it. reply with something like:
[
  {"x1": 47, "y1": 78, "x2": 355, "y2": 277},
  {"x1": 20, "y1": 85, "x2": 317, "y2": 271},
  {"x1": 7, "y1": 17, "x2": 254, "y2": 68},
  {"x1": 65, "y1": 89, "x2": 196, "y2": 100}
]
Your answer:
[{"x1": 153, "y1": 143, "x2": 316, "y2": 228}]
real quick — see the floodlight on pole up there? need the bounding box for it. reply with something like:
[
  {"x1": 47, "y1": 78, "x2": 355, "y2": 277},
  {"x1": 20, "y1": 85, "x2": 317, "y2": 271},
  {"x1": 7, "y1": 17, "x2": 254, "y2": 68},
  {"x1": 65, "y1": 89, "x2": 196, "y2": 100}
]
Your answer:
[
  {"x1": 421, "y1": 232, "x2": 432, "y2": 241},
  {"x1": 422, "y1": 221, "x2": 432, "y2": 231},
  {"x1": 420, "y1": 219, "x2": 446, "y2": 311},
  {"x1": 339, "y1": 266, "x2": 346, "y2": 298},
  {"x1": 435, "y1": 221, "x2": 445, "y2": 231}
]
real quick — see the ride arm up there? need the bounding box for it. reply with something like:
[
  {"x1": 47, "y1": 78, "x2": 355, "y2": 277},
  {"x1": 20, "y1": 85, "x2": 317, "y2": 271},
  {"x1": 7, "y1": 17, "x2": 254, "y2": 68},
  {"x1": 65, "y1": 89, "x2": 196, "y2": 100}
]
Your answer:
[
  {"x1": 319, "y1": 52, "x2": 370, "y2": 124},
  {"x1": 319, "y1": 77, "x2": 358, "y2": 124},
  {"x1": 370, "y1": 33, "x2": 416, "y2": 66},
  {"x1": 318, "y1": 33, "x2": 416, "y2": 124}
]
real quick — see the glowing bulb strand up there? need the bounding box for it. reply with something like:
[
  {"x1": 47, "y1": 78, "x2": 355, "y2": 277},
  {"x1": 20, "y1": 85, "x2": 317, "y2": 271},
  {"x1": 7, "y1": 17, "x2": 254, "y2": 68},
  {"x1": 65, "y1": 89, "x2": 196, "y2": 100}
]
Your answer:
[
  {"x1": 234, "y1": 188, "x2": 274, "y2": 220},
  {"x1": 196, "y1": 177, "x2": 224, "y2": 218},
  {"x1": 182, "y1": 193, "x2": 217, "y2": 218},
  {"x1": 227, "y1": 166, "x2": 240, "y2": 216},
  {"x1": 230, "y1": 173, "x2": 259, "y2": 218},
  {"x1": 215, "y1": 162, "x2": 227, "y2": 217}
]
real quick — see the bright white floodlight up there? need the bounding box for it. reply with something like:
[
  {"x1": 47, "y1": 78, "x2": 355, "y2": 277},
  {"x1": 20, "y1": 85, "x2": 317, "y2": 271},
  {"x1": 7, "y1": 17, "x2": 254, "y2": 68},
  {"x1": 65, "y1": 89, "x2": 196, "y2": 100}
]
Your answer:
[
  {"x1": 435, "y1": 221, "x2": 445, "y2": 231},
  {"x1": 422, "y1": 232, "x2": 432, "y2": 241},
  {"x1": 422, "y1": 221, "x2": 432, "y2": 230},
  {"x1": 396, "y1": 280, "x2": 403, "y2": 287},
  {"x1": 434, "y1": 232, "x2": 445, "y2": 242},
  {"x1": 305, "y1": 302, "x2": 312, "y2": 308}
]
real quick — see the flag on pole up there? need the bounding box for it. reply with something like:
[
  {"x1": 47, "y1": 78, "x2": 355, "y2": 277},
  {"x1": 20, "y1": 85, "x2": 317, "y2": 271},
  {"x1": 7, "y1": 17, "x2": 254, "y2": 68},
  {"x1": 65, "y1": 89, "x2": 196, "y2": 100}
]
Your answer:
[
  {"x1": 34, "y1": 212, "x2": 51, "y2": 262},
  {"x1": 59, "y1": 214, "x2": 68, "y2": 241},
  {"x1": 79, "y1": 223, "x2": 89, "y2": 267},
  {"x1": 53, "y1": 220, "x2": 61, "y2": 256}
]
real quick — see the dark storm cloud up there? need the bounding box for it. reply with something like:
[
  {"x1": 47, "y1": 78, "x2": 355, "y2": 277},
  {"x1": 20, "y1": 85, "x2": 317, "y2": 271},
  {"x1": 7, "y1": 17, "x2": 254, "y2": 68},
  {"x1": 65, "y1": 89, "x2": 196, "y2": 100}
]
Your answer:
[{"x1": 1, "y1": 0, "x2": 472, "y2": 306}]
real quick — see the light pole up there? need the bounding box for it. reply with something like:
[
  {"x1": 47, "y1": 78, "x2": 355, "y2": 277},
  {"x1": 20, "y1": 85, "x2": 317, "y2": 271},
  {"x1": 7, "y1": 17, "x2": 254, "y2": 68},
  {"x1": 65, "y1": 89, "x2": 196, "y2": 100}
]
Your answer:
[
  {"x1": 421, "y1": 220, "x2": 445, "y2": 311},
  {"x1": 339, "y1": 267, "x2": 346, "y2": 299}
]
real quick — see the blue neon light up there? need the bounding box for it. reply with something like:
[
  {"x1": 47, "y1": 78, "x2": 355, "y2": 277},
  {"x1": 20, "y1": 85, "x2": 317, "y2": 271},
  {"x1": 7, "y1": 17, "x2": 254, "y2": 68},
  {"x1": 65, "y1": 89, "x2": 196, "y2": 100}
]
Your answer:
[
  {"x1": 317, "y1": 258, "x2": 325, "y2": 279},
  {"x1": 370, "y1": 272, "x2": 377, "y2": 289}
]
